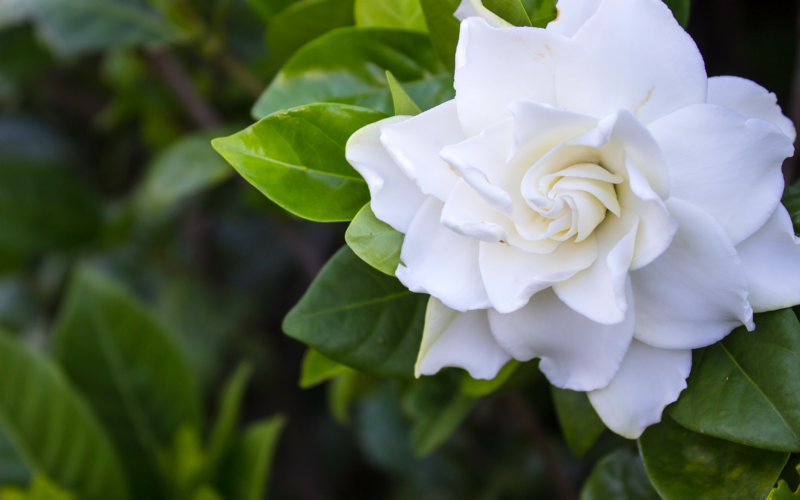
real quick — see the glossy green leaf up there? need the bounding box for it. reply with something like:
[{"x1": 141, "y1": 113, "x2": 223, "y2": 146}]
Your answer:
[
  {"x1": 214, "y1": 104, "x2": 386, "y2": 222},
  {"x1": 216, "y1": 416, "x2": 286, "y2": 500},
  {"x1": 782, "y1": 188, "x2": 800, "y2": 236},
  {"x1": 639, "y1": 415, "x2": 789, "y2": 500},
  {"x1": 31, "y1": 0, "x2": 182, "y2": 56},
  {"x1": 671, "y1": 310, "x2": 800, "y2": 452},
  {"x1": 355, "y1": 0, "x2": 428, "y2": 31},
  {"x1": 328, "y1": 372, "x2": 377, "y2": 423},
  {"x1": 386, "y1": 70, "x2": 422, "y2": 116},
  {"x1": 769, "y1": 464, "x2": 800, "y2": 499},
  {"x1": 300, "y1": 348, "x2": 355, "y2": 388},
  {"x1": 580, "y1": 449, "x2": 659, "y2": 500},
  {"x1": 459, "y1": 359, "x2": 519, "y2": 397},
  {"x1": 266, "y1": 0, "x2": 354, "y2": 60},
  {"x1": 551, "y1": 386, "x2": 605, "y2": 458},
  {"x1": 1, "y1": 476, "x2": 75, "y2": 500},
  {"x1": 663, "y1": 0, "x2": 690, "y2": 28},
  {"x1": 53, "y1": 268, "x2": 202, "y2": 499},
  {"x1": 419, "y1": 0, "x2": 460, "y2": 73},
  {"x1": 345, "y1": 203, "x2": 405, "y2": 276},
  {"x1": 207, "y1": 362, "x2": 254, "y2": 473},
  {"x1": 283, "y1": 246, "x2": 427, "y2": 378},
  {"x1": 484, "y1": 0, "x2": 532, "y2": 26},
  {"x1": 253, "y1": 28, "x2": 453, "y2": 119},
  {"x1": 0, "y1": 160, "x2": 101, "y2": 253},
  {"x1": 526, "y1": 0, "x2": 556, "y2": 27},
  {"x1": 138, "y1": 129, "x2": 236, "y2": 217},
  {"x1": 0, "y1": 332, "x2": 130, "y2": 500}
]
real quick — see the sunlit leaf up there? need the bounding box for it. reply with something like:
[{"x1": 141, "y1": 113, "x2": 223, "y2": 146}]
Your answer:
[
  {"x1": 355, "y1": 0, "x2": 427, "y2": 31},
  {"x1": 386, "y1": 70, "x2": 422, "y2": 116}
]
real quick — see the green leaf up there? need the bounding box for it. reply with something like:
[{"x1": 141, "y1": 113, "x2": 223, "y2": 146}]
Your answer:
[
  {"x1": 192, "y1": 486, "x2": 225, "y2": 500},
  {"x1": 529, "y1": 0, "x2": 556, "y2": 27},
  {"x1": 551, "y1": 386, "x2": 606, "y2": 458},
  {"x1": 0, "y1": 332, "x2": 130, "y2": 500},
  {"x1": 0, "y1": 426, "x2": 30, "y2": 485},
  {"x1": 411, "y1": 394, "x2": 474, "y2": 457},
  {"x1": 419, "y1": 0, "x2": 461, "y2": 73},
  {"x1": 30, "y1": 0, "x2": 182, "y2": 56},
  {"x1": 671, "y1": 309, "x2": 800, "y2": 452},
  {"x1": 52, "y1": 268, "x2": 202, "y2": 499},
  {"x1": 328, "y1": 372, "x2": 377, "y2": 423},
  {"x1": 783, "y1": 187, "x2": 800, "y2": 236},
  {"x1": 214, "y1": 104, "x2": 386, "y2": 222},
  {"x1": 639, "y1": 415, "x2": 789, "y2": 500},
  {"x1": 0, "y1": 160, "x2": 101, "y2": 253},
  {"x1": 246, "y1": 0, "x2": 295, "y2": 21},
  {"x1": 300, "y1": 348, "x2": 355, "y2": 389},
  {"x1": 253, "y1": 28, "x2": 453, "y2": 119},
  {"x1": 284, "y1": 246, "x2": 427, "y2": 378},
  {"x1": 1, "y1": 475, "x2": 75, "y2": 500},
  {"x1": 266, "y1": 0, "x2": 354, "y2": 60},
  {"x1": 216, "y1": 416, "x2": 286, "y2": 500},
  {"x1": 484, "y1": 0, "x2": 532, "y2": 26},
  {"x1": 580, "y1": 449, "x2": 660, "y2": 500},
  {"x1": 207, "y1": 362, "x2": 254, "y2": 473},
  {"x1": 345, "y1": 203, "x2": 405, "y2": 276},
  {"x1": 155, "y1": 425, "x2": 206, "y2": 499},
  {"x1": 138, "y1": 129, "x2": 236, "y2": 217},
  {"x1": 663, "y1": 0, "x2": 690, "y2": 28},
  {"x1": 386, "y1": 70, "x2": 422, "y2": 116},
  {"x1": 459, "y1": 359, "x2": 519, "y2": 397},
  {"x1": 355, "y1": 0, "x2": 428, "y2": 31},
  {"x1": 768, "y1": 464, "x2": 800, "y2": 499}
]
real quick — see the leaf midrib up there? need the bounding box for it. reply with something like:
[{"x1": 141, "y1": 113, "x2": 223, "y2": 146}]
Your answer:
[
  {"x1": 217, "y1": 144, "x2": 365, "y2": 183},
  {"x1": 295, "y1": 290, "x2": 412, "y2": 319}
]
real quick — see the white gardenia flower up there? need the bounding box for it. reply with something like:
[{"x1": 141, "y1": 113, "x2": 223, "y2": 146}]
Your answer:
[{"x1": 345, "y1": 0, "x2": 799, "y2": 439}]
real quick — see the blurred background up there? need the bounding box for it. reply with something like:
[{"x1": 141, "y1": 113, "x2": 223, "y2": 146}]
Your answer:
[{"x1": 0, "y1": 0, "x2": 797, "y2": 499}]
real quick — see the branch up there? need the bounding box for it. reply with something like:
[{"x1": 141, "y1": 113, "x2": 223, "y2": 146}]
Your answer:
[
  {"x1": 148, "y1": 49, "x2": 222, "y2": 130},
  {"x1": 507, "y1": 394, "x2": 577, "y2": 500}
]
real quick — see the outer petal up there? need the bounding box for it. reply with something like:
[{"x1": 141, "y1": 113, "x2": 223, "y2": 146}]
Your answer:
[
  {"x1": 346, "y1": 117, "x2": 426, "y2": 233},
  {"x1": 708, "y1": 76, "x2": 796, "y2": 142},
  {"x1": 416, "y1": 297, "x2": 511, "y2": 379},
  {"x1": 380, "y1": 100, "x2": 464, "y2": 202},
  {"x1": 588, "y1": 340, "x2": 691, "y2": 439},
  {"x1": 487, "y1": 286, "x2": 635, "y2": 391},
  {"x1": 555, "y1": 0, "x2": 707, "y2": 124},
  {"x1": 736, "y1": 204, "x2": 800, "y2": 312},
  {"x1": 553, "y1": 210, "x2": 639, "y2": 325},
  {"x1": 479, "y1": 236, "x2": 597, "y2": 313},
  {"x1": 547, "y1": 0, "x2": 602, "y2": 37},
  {"x1": 454, "y1": 17, "x2": 569, "y2": 136},
  {"x1": 631, "y1": 198, "x2": 754, "y2": 350},
  {"x1": 648, "y1": 103, "x2": 793, "y2": 244},
  {"x1": 396, "y1": 197, "x2": 491, "y2": 312}
]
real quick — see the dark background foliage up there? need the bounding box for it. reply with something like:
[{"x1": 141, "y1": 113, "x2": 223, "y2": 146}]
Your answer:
[{"x1": 0, "y1": 0, "x2": 798, "y2": 498}]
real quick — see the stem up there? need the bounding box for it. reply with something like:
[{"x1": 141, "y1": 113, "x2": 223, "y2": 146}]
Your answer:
[
  {"x1": 148, "y1": 49, "x2": 222, "y2": 130},
  {"x1": 507, "y1": 394, "x2": 577, "y2": 500}
]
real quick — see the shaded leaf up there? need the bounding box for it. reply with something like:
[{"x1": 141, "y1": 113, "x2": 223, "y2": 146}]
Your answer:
[
  {"x1": 782, "y1": 187, "x2": 800, "y2": 236},
  {"x1": 355, "y1": 0, "x2": 427, "y2": 31},
  {"x1": 253, "y1": 28, "x2": 453, "y2": 119},
  {"x1": 551, "y1": 386, "x2": 606, "y2": 457},
  {"x1": 459, "y1": 359, "x2": 519, "y2": 397},
  {"x1": 53, "y1": 268, "x2": 202, "y2": 499},
  {"x1": 300, "y1": 348, "x2": 355, "y2": 389},
  {"x1": 0, "y1": 426, "x2": 29, "y2": 485},
  {"x1": 208, "y1": 362, "x2": 254, "y2": 473},
  {"x1": 419, "y1": 0, "x2": 461, "y2": 73},
  {"x1": 216, "y1": 416, "x2": 286, "y2": 500},
  {"x1": 639, "y1": 415, "x2": 788, "y2": 500},
  {"x1": 345, "y1": 203, "x2": 405, "y2": 276},
  {"x1": 0, "y1": 476, "x2": 74, "y2": 500},
  {"x1": 214, "y1": 104, "x2": 387, "y2": 222},
  {"x1": 663, "y1": 0, "x2": 690, "y2": 28},
  {"x1": 0, "y1": 332, "x2": 130, "y2": 500},
  {"x1": 266, "y1": 0, "x2": 354, "y2": 60},
  {"x1": 283, "y1": 246, "x2": 427, "y2": 378},
  {"x1": 386, "y1": 70, "x2": 422, "y2": 116},
  {"x1": 580, "y1": 449, "x2": 659, "y2": 500},
  {"x1": 328, "y1": 372, "x2": 377, "y2": 423},
  {"x1": 192, "y1": 486, "x2": 225, "y2": 500},
  {"x1": 671, "y1": 310, "x2": 800, "y2": 452}
]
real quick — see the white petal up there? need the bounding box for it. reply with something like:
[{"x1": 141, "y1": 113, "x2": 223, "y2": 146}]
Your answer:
[
  {"x1": 396, "y1": 197, "x2": 491, "y2": 312},
  {"x1": 737, "y1": 204, "x2": 800, "y2": 312},
  {"x1": 547, "y1": 0, "x2": 602, "y2": 37},
  {"x1": 453, "y1": 0, "x2": 511, "y2": 27},
  {"x1": 631, "y1": 198, "x2": 754, "y2": 350},
  {"x1": 508, "y1": 100, "x2": 597, "y2": 162},
  {"x1": 555, "y1": 0, "x2": 707, "y2": 124},
  {"x1": 588, "y1": 340, "x2": 691, "y2": 439},
  {"x1": 479, "y1": 237, "x2": 597, "y2": 313},
  {"x1": 380, "y1": 100, "x2": 464, "y2": 202},
  {"x1": 553, "y1": 210, "x2": 639, "y2": 325},
  {"x1": 488, "y1": 286, "x2": 635, "y2": 391},
  {"x1": 454, "y1": 18, "x2": 569, "y2": 136},
  {"x1": 648, "y1": 103, "x2": 793, "y2": 244},
  {"x1": 416, "y1": 297, "x2": 511, "y2": 379},
  {"x1": 708, "y1": 76, "x2": 797, "y2": 142},
  {"x1": 346, "y1": 118, "x2": 426, "y2": 233}
]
